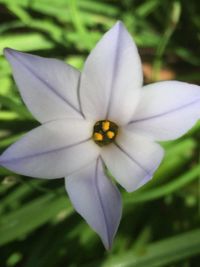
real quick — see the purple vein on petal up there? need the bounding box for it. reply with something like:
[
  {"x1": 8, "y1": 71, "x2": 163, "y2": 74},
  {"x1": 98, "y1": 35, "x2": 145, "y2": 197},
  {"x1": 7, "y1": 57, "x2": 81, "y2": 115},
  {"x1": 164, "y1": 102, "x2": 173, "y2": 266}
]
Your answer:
[
  {"x1": 95, "y1": 156, "x2": 111, "y2": 249},
  {"x1": 77, "y1": 74, "x2": 85, "y2": 118},
  {"x1": 128, "y1": 98, "x2": 200, "y2": 125},
  {"x1": 105, "y1": 22, "x2": 122, "y2": 119},
  {"x1": 5, "y1": 48, "x2": 81, "y2": 116},
  {"x1": 114, "y1": 142, "x2": 150, "y2": 176},
  {"x1": 0, "y1": 138, "x2": 91, "y2": 164}
]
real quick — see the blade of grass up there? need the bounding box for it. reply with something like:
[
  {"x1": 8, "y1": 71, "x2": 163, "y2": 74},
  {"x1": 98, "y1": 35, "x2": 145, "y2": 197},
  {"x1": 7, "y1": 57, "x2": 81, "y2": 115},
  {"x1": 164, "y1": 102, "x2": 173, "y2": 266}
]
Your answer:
[
  {"x1": 0, "y1": 192, "x2": 73, "y2": 245},
  {"x1": 101, "y1": 228, "x2": 200, "y2": 267},
  {"x1": 124, "y1": 165, "x2": 200, "y2": 204},
  {"x1": 0, "y1": 33, "x2": 54, "y2": 55}
]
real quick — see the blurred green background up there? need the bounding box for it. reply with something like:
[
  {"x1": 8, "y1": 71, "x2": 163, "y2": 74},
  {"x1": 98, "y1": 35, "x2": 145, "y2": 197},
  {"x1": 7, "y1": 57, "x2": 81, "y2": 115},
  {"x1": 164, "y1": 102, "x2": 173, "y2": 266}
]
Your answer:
[{"x1": 0, "y1": 0, "x2": 200, "y2": 266}]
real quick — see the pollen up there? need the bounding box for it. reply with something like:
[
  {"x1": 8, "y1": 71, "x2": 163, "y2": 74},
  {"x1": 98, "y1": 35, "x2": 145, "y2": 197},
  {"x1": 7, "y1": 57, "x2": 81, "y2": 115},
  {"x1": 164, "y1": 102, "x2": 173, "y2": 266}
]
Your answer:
[
  {"x1": 93, "y1": 132, "x2": 103, "y2": 141},
  {"x1": 102, "y1": 121, "x2": 110, "y2": 131},
  {"x1": 92, "y1": 120, "x2": 118, "y2": 147},
  {"x1": 107, "y1": 131, "x2": 115, "y2": 139}
]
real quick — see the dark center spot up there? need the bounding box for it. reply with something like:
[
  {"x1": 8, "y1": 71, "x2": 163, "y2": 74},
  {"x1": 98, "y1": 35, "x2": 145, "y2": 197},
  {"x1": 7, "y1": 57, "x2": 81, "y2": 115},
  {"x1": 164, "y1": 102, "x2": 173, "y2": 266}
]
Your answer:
[{"x1": 92, "y1": 120, "x2": 118, "y2": 147}]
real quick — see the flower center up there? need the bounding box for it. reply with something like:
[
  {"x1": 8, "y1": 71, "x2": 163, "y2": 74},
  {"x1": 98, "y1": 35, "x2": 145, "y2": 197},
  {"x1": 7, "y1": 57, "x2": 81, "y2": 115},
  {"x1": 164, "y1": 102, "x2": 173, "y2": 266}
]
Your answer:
[{"x1": 92, "y1": 120, "x2": 118, "y2": 147}]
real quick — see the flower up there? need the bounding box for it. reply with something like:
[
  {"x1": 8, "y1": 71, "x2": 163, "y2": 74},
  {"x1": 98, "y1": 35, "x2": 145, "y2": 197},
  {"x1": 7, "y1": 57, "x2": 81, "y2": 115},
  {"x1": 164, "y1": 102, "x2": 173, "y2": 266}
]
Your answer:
[{"x1": 1, "y1": 21, "x2": 200, "y2": 249}]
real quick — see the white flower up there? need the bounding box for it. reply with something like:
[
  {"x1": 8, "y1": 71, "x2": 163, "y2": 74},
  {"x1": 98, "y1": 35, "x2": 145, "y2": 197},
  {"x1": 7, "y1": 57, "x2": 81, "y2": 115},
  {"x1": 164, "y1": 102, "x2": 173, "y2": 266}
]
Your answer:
[{"x1": 1, "y1": 21, "x2": 200, "y2": 249}]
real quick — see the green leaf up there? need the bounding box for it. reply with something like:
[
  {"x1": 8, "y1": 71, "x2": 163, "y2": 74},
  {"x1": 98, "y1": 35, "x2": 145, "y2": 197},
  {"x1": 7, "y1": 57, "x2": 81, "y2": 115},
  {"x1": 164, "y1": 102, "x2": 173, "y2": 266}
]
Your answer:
[
  {"x1": 0, "y1": 33, "x2": 54, "y2": 55},
  {"x1": 124, "y1": 165, "x2": 200, "y2": 204},
  {"x1": 102, "y1": 228, "x2": 200, "y2": 267},
  {"x1": 0, "y1": 95, "x2": 31, "y2": 118},
  {"x1": 0, "y1": 192, "x2": 73, "y2": 245}
]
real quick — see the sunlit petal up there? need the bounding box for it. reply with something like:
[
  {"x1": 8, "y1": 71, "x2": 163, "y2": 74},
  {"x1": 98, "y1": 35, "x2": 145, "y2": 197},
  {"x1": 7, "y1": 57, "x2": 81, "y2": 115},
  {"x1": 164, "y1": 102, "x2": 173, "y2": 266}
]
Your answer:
[
  {"x1": 101, "y1": 129, "x2": 164, "y2": 192},
  {"x1": 4, "y1": 48, "x2": 82, "y2": 123},
  {"x1": 128, "y1": 81, "x2": 200, "y2": 141},
  {"x1": 80, "y1": 21, "x2": 142, "y2": 125},
  {"x1": 0, "y1": 119, "x2": 99, "y2": 178}
]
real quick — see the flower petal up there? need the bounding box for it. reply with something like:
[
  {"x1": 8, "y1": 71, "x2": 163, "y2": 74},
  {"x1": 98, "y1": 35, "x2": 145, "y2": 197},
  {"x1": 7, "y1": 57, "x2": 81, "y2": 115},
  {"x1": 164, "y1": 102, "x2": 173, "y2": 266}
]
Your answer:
[
  {"x1": 80, "y1": 21, "x2": 142, "y2": 125},
  {"x1": 0, "y1": 119, "x2": 99, "y2": 178},
  {"x1": 101, "y1": 129, "x2": 164, "y2": 192},
  {"x1": 128, "y1": 81, "x2": 200, "y2": 141},
  {"x1": 4, "y1": 48, "x2": 82, "y2": 123},
  {"x1": 65, "y1": 157, "x2": 122, "y2": 249}
]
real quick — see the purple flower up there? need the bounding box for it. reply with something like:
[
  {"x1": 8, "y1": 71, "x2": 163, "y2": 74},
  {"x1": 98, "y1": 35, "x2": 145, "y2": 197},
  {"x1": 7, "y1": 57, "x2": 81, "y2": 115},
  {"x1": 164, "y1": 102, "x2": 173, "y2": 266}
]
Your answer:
[{"x1": 1, "y1": 21, "x2": 200, "y2": 249}]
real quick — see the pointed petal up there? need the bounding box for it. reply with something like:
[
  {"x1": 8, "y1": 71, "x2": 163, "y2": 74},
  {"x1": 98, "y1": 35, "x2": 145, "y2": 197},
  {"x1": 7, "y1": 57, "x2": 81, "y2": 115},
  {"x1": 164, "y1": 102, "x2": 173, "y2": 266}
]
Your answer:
[
  {"x1": 80, "y1": 21, "x2": 142, "y2": 125},
  {"x1": 128, "y1": 81, "x2": 200, "y2": 141},
  {"x1": 4, "y1": 48, "x2": 82, "y2": 123},
  {"x1": 0, "y1": 119, "x2": 99, "y2": 178},
  {"x1": 101, "y1": 129, "x2": 164, "y2": 192},
  {"x1": 65, "y1": 157, "x2": 122, "y2": 249}
]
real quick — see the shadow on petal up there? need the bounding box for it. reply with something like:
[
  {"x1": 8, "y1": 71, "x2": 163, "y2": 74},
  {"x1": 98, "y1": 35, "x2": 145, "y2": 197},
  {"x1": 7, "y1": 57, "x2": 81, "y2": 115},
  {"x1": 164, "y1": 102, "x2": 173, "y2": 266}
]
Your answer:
[{"x1": 65, "y1": 157, "x2": 122, "y2": 249}]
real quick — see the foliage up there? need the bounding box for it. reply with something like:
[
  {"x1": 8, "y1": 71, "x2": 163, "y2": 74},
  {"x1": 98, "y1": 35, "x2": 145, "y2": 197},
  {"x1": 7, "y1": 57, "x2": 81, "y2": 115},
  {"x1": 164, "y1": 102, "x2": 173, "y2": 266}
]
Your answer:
[{"x1": 0, "y1": 0, "x2": 200, "y2": 266}]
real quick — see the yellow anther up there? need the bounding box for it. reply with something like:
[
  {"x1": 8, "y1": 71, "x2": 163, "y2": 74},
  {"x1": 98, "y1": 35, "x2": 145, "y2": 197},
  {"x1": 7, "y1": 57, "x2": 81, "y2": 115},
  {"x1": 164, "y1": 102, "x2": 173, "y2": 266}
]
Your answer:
[
  {"x1": 107, "y1": 131, "x2": 115, "y2": 139},
  {"x1": 102, "y1": 121, "x2": 110, "y2": 131},
  {"x1": 93, "y1": 120, "x2": 118, "y2": 146},
  {"x1": 93, "y1": 132, "x2": 103, "y2": 141}
]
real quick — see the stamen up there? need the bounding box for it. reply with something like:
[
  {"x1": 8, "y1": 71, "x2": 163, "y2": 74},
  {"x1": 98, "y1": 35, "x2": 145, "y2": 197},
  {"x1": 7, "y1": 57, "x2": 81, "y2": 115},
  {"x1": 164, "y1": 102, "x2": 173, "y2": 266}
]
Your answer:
[
  {"x1": 92, "y1": 120, "x2": 118, "y2": 146},
  {"x1": 102, "y1": 121, "x2": 110, "y2": 131},
  {"x1": 107, "y1": 131, "x2": 115, "y2": 139},
  {"x1": 93, "y1": 132, "x2": 103, "y2": 141}
]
